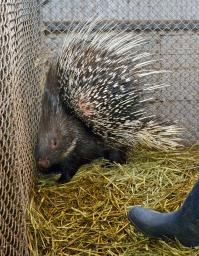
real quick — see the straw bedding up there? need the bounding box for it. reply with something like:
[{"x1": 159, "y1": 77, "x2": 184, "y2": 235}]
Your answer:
[{"x1": 28, "y1": 148, "x2": 199, "y2": 256}]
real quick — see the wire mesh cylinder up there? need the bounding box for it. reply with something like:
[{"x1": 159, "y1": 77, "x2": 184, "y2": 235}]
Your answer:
[{"x1": 0, "y1": 1, "x2": 41, "y2": 255}]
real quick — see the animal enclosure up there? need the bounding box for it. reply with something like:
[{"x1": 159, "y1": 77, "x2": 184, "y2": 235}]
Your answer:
[{"x1": 1, "y1": 0, "x2": 199, "y2": 255}]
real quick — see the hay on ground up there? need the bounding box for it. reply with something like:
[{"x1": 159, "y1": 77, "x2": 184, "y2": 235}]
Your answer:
[{"x1": 28, "y1": 148, "x2": 199, "y2": 256}]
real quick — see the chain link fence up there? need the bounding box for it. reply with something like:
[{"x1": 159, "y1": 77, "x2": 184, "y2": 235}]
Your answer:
[
  {"x1": 0, "y1": 1, "x2": 41, "y2": 255},
  {"x1": 42, "y1": 0, "x2": 199, "y2": 145}
]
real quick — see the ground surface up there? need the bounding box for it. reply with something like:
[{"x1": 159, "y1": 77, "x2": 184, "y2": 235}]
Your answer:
[{"x1": 28, "y1": 148, "x2": 199, "y2": 256}]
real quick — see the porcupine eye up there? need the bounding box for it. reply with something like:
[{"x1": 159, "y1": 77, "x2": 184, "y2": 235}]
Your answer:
[{"x1": 50, "y1": 138, "x2": 58, "y2": 149}]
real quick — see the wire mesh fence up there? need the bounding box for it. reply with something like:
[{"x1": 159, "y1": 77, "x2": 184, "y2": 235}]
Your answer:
[
  {"x1": 41, "y1": 0, "x2": 199, "y2": 145},
  {"x1": 0, "y1": 1, "x2": 41, "y2": 255}
]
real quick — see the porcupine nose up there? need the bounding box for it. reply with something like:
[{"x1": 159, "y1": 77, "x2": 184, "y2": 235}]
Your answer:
[{"x1": 37, "y1": 157, "x2": 50, "y2": 169}]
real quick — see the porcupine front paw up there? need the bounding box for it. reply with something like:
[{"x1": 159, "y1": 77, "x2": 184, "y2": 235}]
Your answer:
[
  {"x1": 108, "y1": 149, "x2": 127, "y2": 164},
  {"x1": 57, "y1": 173, "x2": 72, "y2": 183}
]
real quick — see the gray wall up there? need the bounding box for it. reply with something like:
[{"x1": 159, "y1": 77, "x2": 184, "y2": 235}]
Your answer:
[{"x1": 42, "y1": 0, "x2": 199, "y2": 21}]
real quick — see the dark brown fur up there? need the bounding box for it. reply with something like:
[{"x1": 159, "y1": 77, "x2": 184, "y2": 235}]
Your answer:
[{"x1": 35, "y1": 63, "x2": 127, "y2": 183}]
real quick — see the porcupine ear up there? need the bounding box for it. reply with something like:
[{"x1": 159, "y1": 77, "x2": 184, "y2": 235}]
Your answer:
[{"x1": 57, "y1": 19, "x2": 182, "y2": 150}]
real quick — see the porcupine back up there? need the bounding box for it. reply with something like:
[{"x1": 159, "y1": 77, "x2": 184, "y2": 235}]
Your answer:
[{"x1": 57, "y1": 20, "x2": 181, "y2": 150}]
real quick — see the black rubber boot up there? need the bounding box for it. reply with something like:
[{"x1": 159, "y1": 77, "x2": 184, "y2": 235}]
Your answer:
[{"x1": 128, "y1": 179, "x2": 199, "y2": 247}]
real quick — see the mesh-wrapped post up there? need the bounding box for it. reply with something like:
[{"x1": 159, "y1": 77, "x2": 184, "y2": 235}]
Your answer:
[{"x1": 0, "y1": 1, "x2": 41, "y2": 255}]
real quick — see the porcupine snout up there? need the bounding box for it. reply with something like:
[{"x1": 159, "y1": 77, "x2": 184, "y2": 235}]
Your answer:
[{"x1": 37, "y1": 156, "x2": 50, "y2": 169}]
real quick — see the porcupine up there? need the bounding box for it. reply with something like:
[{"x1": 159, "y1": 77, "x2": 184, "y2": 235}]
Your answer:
[
  {"x1": 57, "y1": 20, "x2": 181, "y2": 150},
  {"x1": 35, "y1": 62, "x2": 127, "y2": 183}
]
